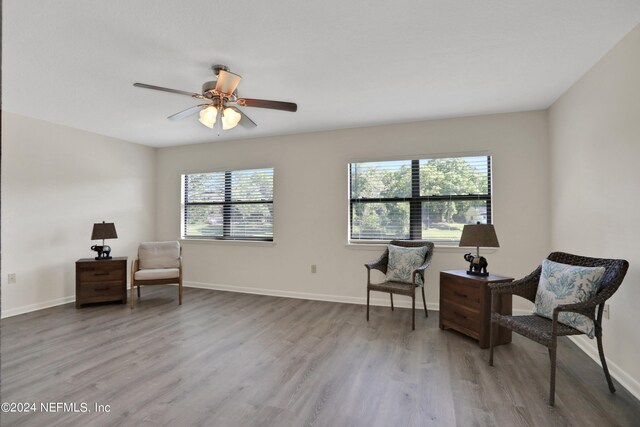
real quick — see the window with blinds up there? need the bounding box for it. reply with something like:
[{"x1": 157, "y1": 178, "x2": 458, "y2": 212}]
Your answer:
[
  {"x1": 349, "y1": 156, "x2": 492, "y2": 244},
  {"x1": 182, "y1": 168, "x2": 274, "y2": 241}
]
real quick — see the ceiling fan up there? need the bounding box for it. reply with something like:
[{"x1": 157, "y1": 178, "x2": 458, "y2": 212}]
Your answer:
[{"x1": 133, "y1": 65, "x2": 297, "y2": 131}]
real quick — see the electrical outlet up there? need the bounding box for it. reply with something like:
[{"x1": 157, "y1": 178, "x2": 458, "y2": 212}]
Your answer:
[
  {"x1": 311, "y1": 265, "x2": 317, "y2": 274},
  {"x1": 8, "y1": 273, "x2": 17, "y2": 284},
  {"x1": 603, "y1": 304, "x2": 610, "y2": 320}
]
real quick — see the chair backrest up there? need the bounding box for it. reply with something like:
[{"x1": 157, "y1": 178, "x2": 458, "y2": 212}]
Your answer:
[
  {"x1": 388, "y1": 240, "x2": 435, "y2": 265},
  {"x1": 546, "y1": 252, "x2": 629, "y2": 301},
  {"x1": 139, "y1": 241, "x2": 181, "y2": 269}
]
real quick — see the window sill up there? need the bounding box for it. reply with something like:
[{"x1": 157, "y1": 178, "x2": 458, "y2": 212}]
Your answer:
[
  {"x1": 345, "y1": 242, "x2": 498, "y2": 253},
  {"x1": 180, "y1": 238, "x2": 275, "y2": 247}
]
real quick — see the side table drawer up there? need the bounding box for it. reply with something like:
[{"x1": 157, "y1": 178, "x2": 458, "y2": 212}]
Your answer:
[
  {"x1": 441, "y1": 278, "x2": 481, "y2": 309},
  {"x1": 441, "y1": 302, "x2": 480, "y2": 334},
  {"x1": 78, "y1": 281, "x2": 124, "y2": 298},
  {"x1": 78, "y1": 267, "x2": 124, "y2": 283}
]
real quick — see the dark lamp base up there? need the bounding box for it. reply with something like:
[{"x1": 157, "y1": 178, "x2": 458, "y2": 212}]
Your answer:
[
  {"x1": 95, "y1": 256, "x2": 113, "y2": 260},
  {"x1": 467, "y1": 270, "x2": 489, "y2": 277}
]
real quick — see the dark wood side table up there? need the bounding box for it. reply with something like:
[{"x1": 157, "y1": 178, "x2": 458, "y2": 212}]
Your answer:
[
  {"x1": 439, "y1": 270, "x2": 513, "y2": 349},
  {"x1": 76, "y1": 257, "x2": 128, "y2": 308}
]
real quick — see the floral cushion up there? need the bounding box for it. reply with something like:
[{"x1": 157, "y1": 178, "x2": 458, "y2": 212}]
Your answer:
[
  {"x1": 533, "y1": 259, "x2": 605, "y2": 338},
  {"x1": 385, "y1": 245, "x2": 428, "y2": 284}
]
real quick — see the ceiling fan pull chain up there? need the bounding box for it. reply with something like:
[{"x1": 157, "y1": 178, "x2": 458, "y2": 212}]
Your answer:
[{"x1": 216, "y1": 105, "x2": 222, "y2": 135}]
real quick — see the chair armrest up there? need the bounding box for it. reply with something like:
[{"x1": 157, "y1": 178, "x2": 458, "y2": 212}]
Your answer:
[
  {"x1": 553, "y1": 293, "x2": 606, "y2": 320},
  {"x1": 489, "y1": 266, "x2": 541, "y2": 303},
  {"x1": 364, "y1": 252, "x2": 388, "y2": 274},
  {"x1": 412, "y1": 258, "x2": 432, "y2": 285},
  {"x1": 365, "y1": 251, "x2": 388, "y2": 286}
]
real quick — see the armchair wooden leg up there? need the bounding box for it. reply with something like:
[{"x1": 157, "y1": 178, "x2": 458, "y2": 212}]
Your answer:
[
  {"x1": 130, "y1": 284, "x2": 135, "y2": 309},
  {"x1": 597, "y1": 333, "x2": 616, "y2": 393},
  {"x1": 489, "y1": 319, "x2": 496, "y2": 366},
  {"x1": 366, "y1": 289, "x2": 370, "y2": 321},
  {"x1": 411, "y1": 293, "x2": 415, "y2": 330},
  {"x1": 488, "y1": 292, "x2": 496, "y2": 366},
  {"x1": 421, "y1": 286, "x2": 428, "y2": 317},
  {"x1": 137, "y1": 286, "x2": 141, "y2": 298},
  {"x1": 548, "y1": 343, "x2": 557, "y2": 406},
  {"x1": 179, "y1": 280, "x2": 183, "y2": 305},
  {"x1": 390, "y1": 293, "x2": 394, "y2": 311}
]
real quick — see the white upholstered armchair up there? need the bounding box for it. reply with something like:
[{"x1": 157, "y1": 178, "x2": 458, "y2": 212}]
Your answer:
[{"x1": 130, "y1": 241, "x2": 183, "y2": 308}]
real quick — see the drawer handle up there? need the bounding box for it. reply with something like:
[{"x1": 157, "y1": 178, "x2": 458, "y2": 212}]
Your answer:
[
  {"x1": 93, "y1": 272, "x2": 110, "y2": 276},
  {"x1": 454, "y1": 311, "x2": 467, "y2": 319},
  {"x1": 453, "y1": 291, "x2": 467, "y2": 298}
]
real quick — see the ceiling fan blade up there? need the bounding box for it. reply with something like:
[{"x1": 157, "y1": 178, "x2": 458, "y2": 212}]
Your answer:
[
  {"x1": 214, "y1": 70, "x2": 242, "y2": 96},
  {"x1": 236, "y1": 98, "x2": 297, "y2": 112},
  {"x1": 133, "y1": 83, "x2": 202, "y2": 98},
  {"x1": 229, "y1": 107, "x2": 257, "y2": 128},
  {"x1": 167, "y1": 104, "x2": 208, "y2": 121}
]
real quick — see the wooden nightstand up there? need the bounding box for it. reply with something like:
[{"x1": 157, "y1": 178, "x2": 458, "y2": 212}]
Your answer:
[
  {"x1": 75, "y1": 257, "x2": 128, "y2": 308},
  {"x1": 439, "y1": 270, "x2": 513, "y2": 348}
]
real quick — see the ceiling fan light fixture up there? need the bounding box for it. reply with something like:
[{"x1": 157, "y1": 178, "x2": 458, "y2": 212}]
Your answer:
[
  {"x1": 221, "y1": 107, "x2": 242, "y2": 130},
  {"x1": 198, "y1": 106, "x2": 217, "y2": 128},
  {"x1": 134, "y1": 64, "x2": 297, "y2": 132}
]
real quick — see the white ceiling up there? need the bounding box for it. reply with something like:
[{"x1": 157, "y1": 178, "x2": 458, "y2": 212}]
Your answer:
[{"x1": 3, "y1": 1, "x2": 640, "y2": 148}]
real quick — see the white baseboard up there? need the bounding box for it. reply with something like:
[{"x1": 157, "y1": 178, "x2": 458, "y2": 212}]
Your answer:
[
  {"x1": 568, "y1": 335, "x2": 640, "y2": 401},
  {"x1": 184, "y1": 280, "x2": 440, "y2": 310},
  {"x1": 1, "y1": 295, "x2": 76, "y2": 319}
]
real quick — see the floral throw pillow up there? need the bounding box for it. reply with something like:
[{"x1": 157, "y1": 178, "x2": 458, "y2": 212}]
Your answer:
[
  {"x1": 533, "y1": 259, "x2": 605, "y2": 338},
  {"x1": 385, "y1": 245, "x2": 428, "y2": 284}
]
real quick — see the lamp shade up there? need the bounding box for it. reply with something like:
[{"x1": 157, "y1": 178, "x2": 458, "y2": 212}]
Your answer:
[
  {"x1": 222, "y1": 107, "x2": 241, "y2": 130},
  {"x1": 459, "y1": 223, "x2": 499, "y2": 248},
  {"x1": 198, "y1": 106, "x2": 217, "y2": 128},
  {"x1": 91, "y1": 222, "x2": 118, "y2": 240}
]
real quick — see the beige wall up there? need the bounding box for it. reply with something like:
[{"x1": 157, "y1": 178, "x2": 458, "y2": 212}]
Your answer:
[
  {"x1": 548, "y1": 24, "x2": 640, "y2": 394},
  {"x1": 156, "y1": 111, "x2": 550, "y2": 312},
  {"x1": 1, "y1": 112, "x2": 157, "y2": 316}
]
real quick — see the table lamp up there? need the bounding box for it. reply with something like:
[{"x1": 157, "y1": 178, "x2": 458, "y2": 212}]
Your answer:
[
  {"x1": 90, "y1": 221, "x2": 118, "y2": 260},
  {"x1": 459, "y1": 222, "x2": 499, "y2": 276}
]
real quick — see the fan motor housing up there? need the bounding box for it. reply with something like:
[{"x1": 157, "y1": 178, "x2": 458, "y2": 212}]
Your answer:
[
  {"x1": 202, "y1": 80, "x2": 237, "y2": 100},
  {"x1": 202, "y1": 81, "x2": 217, "y2": 98}
]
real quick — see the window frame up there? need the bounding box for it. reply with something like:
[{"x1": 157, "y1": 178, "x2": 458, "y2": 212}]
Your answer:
[
  {"x1": 181, "y1": 167, "x2": 274, "y2": 242},
  {"x1": 348, "y1": 154, "x2": 493, "y2": 244}
]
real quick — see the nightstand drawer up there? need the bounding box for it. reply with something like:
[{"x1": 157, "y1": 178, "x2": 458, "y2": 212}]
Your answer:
[
  {"x1": 78, "y1": 267, "x2": 124, "y2": 283},
  {"x1": 441, "y1": 279, "x2": 481, "y2": 309},
  {"x1": 440, "y1": 301, "x2": 480, "y2": 333},
  {"x1": 79, "y1": 281, "x2": 124, "y2": 298}
]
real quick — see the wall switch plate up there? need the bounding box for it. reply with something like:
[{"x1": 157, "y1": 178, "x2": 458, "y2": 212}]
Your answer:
[
  {"x1": 603, "y1": 304, "x2": 610, "y2": 319},
  {"x1": 311, "y1": 265, "x2": 317, "y2": 273},
  {"x1": 8, "y1": 273, "x2": 17, "y2": 284}
]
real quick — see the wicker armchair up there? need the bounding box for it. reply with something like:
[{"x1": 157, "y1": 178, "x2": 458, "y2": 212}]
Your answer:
[
  {"x1": 488, "y1": 252, "x2": 628, "y2": 406},
  {"x1": 365, "y1": 241, "x2": 434, "y2": 330}
]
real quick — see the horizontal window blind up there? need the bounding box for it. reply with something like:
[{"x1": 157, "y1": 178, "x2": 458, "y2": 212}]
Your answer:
[
  {"x1": 349, "y1": 156, "x2": 492, "y2": 244},
  {"x1": 182, "y1": 168, "x2": 273, "y2": 241}
]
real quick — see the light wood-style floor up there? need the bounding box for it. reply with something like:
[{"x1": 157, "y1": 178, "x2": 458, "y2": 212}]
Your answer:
[{"x1": 1, "y1": 287, "x2": 639, "y2": 427}]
